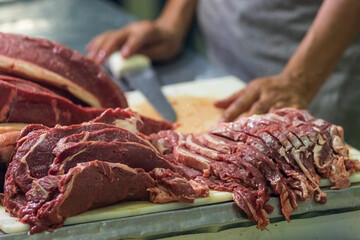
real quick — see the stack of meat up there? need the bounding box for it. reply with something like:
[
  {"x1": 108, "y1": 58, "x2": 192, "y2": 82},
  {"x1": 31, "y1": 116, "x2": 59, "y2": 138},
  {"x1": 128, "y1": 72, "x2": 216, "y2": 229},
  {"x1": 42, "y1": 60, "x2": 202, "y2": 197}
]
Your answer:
[
  {"x1": 0, "y1": 32, "x2": 126, "y2": 183},
  {"x1": 0, "y1": 32, "x2": 127, "y2": 109},
  {"x1": 0, "y1": 32, "x2": 173, "y2": 191},
  {"x1": 150, "y1": 108, "x2": 360, "y2": 229},
  {"x1": 3, "y1": 108, "x2": 207, "y2": 233}
]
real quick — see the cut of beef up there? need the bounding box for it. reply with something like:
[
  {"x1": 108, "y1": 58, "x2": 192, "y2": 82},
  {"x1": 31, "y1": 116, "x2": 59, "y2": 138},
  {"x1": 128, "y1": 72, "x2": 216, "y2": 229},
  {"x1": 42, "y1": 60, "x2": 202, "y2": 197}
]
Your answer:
[
  {"x1": 49, "y1": 141, "x2": 174, "y2": 175},
  {"x1": 0, "y1": 75, "x2": 104, "y2": 126},
  {"x1": 0, "y1": 77, "x2": 173, "y2": 133},
  {"x1": 0, "y1": 108, "x2": 173, "y2": 196},
  {"x1": 22, "y1": 160, "x2": 156, "y2": 233},
  {"x1": 0, "y1": 32, "x2": 127, "y2": 108},
  {"x1": 151, "y1": 108, "x2": 359, "y2": 230},
  {"x1": 92, "y1": 108, "x2": 174, "y2": 136},
  {"x1": 3, "y1": 115, "x2": 197, "y2": 234}
]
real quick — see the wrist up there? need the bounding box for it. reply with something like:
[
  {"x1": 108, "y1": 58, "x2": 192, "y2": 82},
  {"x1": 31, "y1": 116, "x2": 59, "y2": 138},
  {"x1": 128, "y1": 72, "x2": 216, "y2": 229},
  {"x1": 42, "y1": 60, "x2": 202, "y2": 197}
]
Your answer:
[{"x1": 282, "y1": 47, "x2": 332, "y2": 101}]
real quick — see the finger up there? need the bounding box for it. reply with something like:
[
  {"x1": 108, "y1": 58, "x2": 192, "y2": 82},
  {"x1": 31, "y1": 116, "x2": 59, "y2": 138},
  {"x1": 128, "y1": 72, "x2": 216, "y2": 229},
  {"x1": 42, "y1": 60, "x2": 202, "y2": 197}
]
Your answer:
[
  {"x1": 86, "y1": 34, "x2": 107, "y2": 61},
  {"x1": 220, "y1": 88, "x2": 259, "y2": 122},
  {"x1": 214, "y1": 89, "x2": 245, "y2": 109},
  {"x1": 94, "y1": 31, "x2": 128, "y2": 64},
  {"x1": 121, "y1": 29, "x2": 157, "y2": 58}
]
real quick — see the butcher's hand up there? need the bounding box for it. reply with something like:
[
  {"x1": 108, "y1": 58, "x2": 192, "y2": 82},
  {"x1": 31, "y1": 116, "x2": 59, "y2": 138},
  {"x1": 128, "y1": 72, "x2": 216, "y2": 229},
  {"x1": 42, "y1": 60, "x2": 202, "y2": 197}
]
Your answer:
[
  {"x1": 86, "y1": 20, "x2": 183, "y2": 64},
  {"x1": 214, "y1": 74, "x2": 312, "y2": 122}
]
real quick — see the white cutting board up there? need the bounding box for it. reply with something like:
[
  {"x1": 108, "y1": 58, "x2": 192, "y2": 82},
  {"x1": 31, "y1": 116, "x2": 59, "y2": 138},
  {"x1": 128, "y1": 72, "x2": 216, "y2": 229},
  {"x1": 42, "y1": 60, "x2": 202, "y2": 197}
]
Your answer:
[
  {"x1": 1, "y1": 76, "x2": 360, "y2": 234},
  {"x1": 126, "y1": 76, "x2": 245, "y2": 104}
]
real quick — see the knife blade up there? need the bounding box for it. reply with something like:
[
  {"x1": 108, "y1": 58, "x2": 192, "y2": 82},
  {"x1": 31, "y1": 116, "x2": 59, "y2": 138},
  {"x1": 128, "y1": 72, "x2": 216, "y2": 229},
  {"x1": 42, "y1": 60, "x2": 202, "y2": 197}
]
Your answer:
[{"x1": 108, "y1": 53, "x2": 177, "y2": 122}]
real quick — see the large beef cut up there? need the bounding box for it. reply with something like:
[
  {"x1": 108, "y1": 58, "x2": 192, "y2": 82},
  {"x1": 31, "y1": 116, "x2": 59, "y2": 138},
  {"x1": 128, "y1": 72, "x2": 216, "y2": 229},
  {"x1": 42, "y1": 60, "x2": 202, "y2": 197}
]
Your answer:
[
  {"x1": 150, "y1": 108, "x2": 360, "y2": 230},
  {"x1": 0, "y1": 75, "x2": 173, "y2": 132},
  {"x1": 0, "y1": 32, "x2": 127, "y2": 108},
  {"x1": 0, "y1": 75, "x2": 103, "y2": 126},
  {"x1": 3, "y1": 110, "x2": 205, "y2": 234}
]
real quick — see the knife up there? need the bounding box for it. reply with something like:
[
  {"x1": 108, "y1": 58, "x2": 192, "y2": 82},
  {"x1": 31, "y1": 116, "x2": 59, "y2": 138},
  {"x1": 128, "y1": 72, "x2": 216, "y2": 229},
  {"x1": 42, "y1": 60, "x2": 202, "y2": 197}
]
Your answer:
[{"x1": 108, "y1": 53, "x2": 177, "y2": 122}]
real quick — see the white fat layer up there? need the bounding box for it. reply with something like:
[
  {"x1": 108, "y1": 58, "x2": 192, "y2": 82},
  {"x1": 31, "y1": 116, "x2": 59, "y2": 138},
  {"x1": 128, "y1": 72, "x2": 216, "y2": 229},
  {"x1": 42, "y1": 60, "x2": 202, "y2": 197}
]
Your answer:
[
  {"x1": 176, "y1": 147, "x2": 211, "y2": 164},
  {"x1": 264, "y1": 136, "x2": 274, "y2": 145},
  {"x1": 307, "y1": 132, "x2": 317, "y2": 142},
  {"x1": 80, "y1": 131, "x2": 90, "y2": 143},
  {"x1": 113, "y1": 116, "x2": 139, "y2": 134},
  {"x1": 313, "y1": 144, "x2": 323, "y2": 169},
  {"x1": 332, "y1": 136, "x2": 348, "y2": 156},
  {"x1": 178, "y1": 134, "x2": 185, "y2": 145},
  {"x1": 300, "y1": 136, "x2": 311, "y2": 148},
  {"x1": 201, "y1": 134, "x2": 231, "y2": 154},
  {"x1": 276, "y1": 134, "x2": 292, "y2": 151},
  {"x1": 312, "y1": 119, "x2": 325, "y2": 127},
  {"x1": 104, "y1": 161, "x2": 137, "y2": 174},
  {"x1": 265, "y1": 113, "x2": 284, "y2": 121},
  {"x1": 288, "y1": 133, "x2": 302, "y2": 148},
  {"x1": 291, "y1": 148, "x2": 318, "y2": 187},
  {"x1": 186, "y1": 135, "x2": 219, "y2": 159},
  {"x1": 20, "y1": 133, "x2": 47, "y2": 163},
  {"x1": 31, "y1": 180, "x2": 49, "y2": 199},
  {"x1": 57, "y1": 146, "x2": 92, "y2": 174},
  {"x1": 0, "y1": 55, "x2": 101, "y2": 107},
  {"x1": 330, "y1": 125, "x2": 338, "y2": 136},
  {"x1": 317, "y1": 135, "x2": 326, "y2": 145},
  {"x1": 156, "y1": 139, "x2": 169, "y2": 154},
  {"x1": 287, "y1": 172, "x2": 309, "y2": 199},
  {"x1": 255, "y1": 143, "x2": 265, "y2": 152},
  {"x1": 174, "y1": 146, "x2": 211, "y2": 173},
  {"x1": 279, "y1": 147, "x2": 290, "y2": 163}
]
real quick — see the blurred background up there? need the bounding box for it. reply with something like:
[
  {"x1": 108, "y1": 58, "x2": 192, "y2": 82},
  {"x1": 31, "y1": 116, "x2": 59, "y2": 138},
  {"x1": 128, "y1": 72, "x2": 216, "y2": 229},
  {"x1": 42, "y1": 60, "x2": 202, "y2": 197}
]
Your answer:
[{"x1": 0, "y1": 0, "x2": 216, "y2": 87}]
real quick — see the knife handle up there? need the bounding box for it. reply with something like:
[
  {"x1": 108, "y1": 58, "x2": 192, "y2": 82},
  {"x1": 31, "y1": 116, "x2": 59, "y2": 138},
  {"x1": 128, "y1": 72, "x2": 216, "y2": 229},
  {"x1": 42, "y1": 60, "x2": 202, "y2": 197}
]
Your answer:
[{"x1": 108, "y1": 52, "x2": 151, "y2": 77}]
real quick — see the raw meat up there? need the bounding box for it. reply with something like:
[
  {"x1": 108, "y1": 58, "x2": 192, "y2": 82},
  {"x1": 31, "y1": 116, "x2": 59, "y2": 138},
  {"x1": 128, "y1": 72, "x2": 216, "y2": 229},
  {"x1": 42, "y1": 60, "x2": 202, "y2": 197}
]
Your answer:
[
  {"x1": 3, "y1": 106, "x2": 358, "y2": 234},
  {"x1": 0, "y1": 76, "x2": 174, "y2": 132},
  {"x1": 150, "y1": 108, "x2": 359, "y2": 230},
  {"x1": 19, "y1": 160, "x2": 156, "y2": 233},
  {"x1": 0, "y1": 32, "x2": 127, "y2": 108},
  {"x1": 0, "y1": 75, "x2": 104, "y2": 126},
  {"x1": 3, "y1": 114, "x2": 199, "y2": 233}
]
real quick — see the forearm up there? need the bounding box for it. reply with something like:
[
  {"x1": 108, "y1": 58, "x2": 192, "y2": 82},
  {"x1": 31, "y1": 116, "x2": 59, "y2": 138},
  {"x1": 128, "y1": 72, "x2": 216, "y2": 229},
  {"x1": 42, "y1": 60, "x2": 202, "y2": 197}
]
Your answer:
[
  {"x1": 283, "y1": 0, "x2": 360, "y2": 101},
  {"x1": 156, "y1": 0, "x2": 198, "y2": 39}
]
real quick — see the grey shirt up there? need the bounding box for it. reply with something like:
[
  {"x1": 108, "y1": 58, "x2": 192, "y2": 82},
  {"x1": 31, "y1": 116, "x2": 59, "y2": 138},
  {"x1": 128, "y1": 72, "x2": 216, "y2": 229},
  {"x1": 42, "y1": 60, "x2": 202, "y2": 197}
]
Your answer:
[{"x1": 198, "y1": 0, "x2": 360, "y2": 147}]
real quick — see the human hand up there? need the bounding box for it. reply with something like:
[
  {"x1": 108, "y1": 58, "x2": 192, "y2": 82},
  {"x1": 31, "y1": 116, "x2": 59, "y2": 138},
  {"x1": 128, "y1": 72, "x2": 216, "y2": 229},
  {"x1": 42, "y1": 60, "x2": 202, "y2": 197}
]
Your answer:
[
  {"x1": 86, "y1": 20, "x2": 184, "y2": 64},
  {"x1": 214, "y1": 74, "x2": 312, "y2": 122}
]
